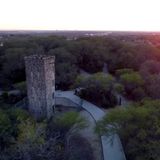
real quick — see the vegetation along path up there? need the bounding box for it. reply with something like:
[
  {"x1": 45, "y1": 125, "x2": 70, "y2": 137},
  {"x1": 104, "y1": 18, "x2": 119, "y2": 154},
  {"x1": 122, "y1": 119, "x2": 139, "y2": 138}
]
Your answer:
[{"x1": 55, "y1": 90, "x2": 126, "y2": 160}]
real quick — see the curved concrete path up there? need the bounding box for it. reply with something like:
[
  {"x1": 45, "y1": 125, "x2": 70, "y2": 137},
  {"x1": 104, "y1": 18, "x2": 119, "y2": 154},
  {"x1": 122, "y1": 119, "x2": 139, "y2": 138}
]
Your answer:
[{"x1": 55, "y1": 90, "x2": 126, "y2": 160}]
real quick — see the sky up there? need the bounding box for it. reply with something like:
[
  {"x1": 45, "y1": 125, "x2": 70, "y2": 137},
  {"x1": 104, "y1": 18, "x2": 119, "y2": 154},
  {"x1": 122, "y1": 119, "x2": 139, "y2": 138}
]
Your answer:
[{"x1": 0, "y1": 0, "x2": 160, "y2": 31}]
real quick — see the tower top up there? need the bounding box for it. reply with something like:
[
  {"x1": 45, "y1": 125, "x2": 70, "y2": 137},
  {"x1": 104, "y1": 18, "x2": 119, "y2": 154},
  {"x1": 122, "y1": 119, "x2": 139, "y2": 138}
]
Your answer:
[{"x1": 24, "y1": 54, "x2": 55, "y2": 61}]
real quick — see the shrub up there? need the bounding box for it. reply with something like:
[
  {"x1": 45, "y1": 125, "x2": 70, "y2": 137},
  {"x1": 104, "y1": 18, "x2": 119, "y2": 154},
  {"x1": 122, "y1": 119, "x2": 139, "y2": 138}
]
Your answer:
[
  {"x1": 67, "y1": 135, "x2": 94, "y2": 160},
  {"x1": 115, "y1": 68, "x2": 134, "y2": 78}
]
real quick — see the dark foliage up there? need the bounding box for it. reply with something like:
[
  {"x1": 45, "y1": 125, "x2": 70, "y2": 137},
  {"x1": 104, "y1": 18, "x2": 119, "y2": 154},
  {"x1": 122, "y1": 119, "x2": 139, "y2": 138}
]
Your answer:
[{"x1": 96, "y1": 100, "x2": 160, "y2": 160}]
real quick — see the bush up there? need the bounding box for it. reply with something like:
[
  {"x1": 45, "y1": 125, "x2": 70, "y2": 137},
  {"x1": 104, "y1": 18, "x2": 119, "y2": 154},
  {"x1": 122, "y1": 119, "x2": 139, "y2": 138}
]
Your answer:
[
  {"x1": 47, "y1": 111, "x2": 86, "y2": 138},
  {"x1": 67, "y1": 135, "x2": 94, "y2": 160}
]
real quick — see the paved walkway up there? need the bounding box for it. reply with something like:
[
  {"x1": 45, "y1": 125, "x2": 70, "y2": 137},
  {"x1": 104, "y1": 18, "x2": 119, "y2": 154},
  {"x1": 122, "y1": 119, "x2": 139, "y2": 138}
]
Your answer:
[
  {"x1": 102, "y1": 63, "x2": 109, "y2": 74},
  {"x1": 55, "y1": 90, "x2": 126, "y2": 160},
  {"x1": 116, "y1": 93, "x2": 130, "y2": 107},
  {"x1": 79, "y1": 110, "x2": 103, "y2": 160}
]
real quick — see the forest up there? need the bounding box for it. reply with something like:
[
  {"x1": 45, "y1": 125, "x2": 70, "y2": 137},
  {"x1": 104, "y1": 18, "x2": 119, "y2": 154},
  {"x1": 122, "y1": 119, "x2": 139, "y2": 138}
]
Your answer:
[{"x1": 1, "y1": 34, "x2": 160, "y2": 160}]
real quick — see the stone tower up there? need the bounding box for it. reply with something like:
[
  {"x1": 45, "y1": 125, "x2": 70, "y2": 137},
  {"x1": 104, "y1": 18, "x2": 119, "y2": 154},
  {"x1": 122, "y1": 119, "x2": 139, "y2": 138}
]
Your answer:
[{"x1": 24, "y1": 55, "x2": 55, "y2": 120}]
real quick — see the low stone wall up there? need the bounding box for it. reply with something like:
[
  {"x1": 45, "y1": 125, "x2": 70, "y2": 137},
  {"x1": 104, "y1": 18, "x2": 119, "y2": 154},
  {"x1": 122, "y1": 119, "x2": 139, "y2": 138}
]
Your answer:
[
  {"x1": 15, "y1": 97, "x2": 80, "y2": 111},
  {"x1": 14, "y1": 97, "x2": 28, "y2": 109},
  {"x1": 55, "y1": 97, "x2": 80, "y2": 108}
]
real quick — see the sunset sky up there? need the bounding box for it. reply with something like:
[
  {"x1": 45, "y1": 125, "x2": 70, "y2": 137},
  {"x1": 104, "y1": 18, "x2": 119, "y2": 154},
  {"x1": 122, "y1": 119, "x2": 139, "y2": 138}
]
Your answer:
[{"x1": 0, "y1": 0, "x2": 160, "y2": 31}]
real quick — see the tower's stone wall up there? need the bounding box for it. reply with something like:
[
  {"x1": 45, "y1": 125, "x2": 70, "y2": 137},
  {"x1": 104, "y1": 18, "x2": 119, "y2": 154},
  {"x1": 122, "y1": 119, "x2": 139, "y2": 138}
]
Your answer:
[{"x1": 24, "y1": 55, "x2": 55, "y2": 120}]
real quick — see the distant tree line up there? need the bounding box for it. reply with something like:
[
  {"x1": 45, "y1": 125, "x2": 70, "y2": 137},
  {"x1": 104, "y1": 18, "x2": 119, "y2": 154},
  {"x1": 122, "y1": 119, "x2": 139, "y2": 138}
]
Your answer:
[
  {"x1": 1, "y1": 35, "x2": 160, "y2": 104},
  {"x1": 1, "y1": 34, "x2": 160, "y2": 160}
]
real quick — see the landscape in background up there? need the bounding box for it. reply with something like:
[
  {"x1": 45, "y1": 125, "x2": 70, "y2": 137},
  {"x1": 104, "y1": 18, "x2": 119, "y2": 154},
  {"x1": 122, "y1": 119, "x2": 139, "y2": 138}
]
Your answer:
[{"x1": 0, "y1": 30, "x2": 160, "y2": 160}]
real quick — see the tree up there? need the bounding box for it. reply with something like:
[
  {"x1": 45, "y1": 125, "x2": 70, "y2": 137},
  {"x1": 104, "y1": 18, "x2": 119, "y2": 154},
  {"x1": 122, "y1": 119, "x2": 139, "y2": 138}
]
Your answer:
[
  {"x1": 2, "y1": 48, "x2": 26, "y2": 83},
  {"x1": 48, "y1": 47, "x2": 77, "y2": 64},
  {"x1": 96, "y1": 100, "x2": 160, "y2": 160},
  {"x1": 113, "y1": 83, "x2": 125, "y2": 94},
  {"x1": 0, "y1": 109, "x2": 13, "y2": 150},
  {"x1": 140, "y1": 60, "x2": 160, "y2": 79},
  {"x1": 115, "y1": 68, "x2": 134, "y2": 78},
  {"x1": 48, "y1": 47, "x2": 79, "y2": 90},
  {"x1": 119, "y1": 71, "x2": 145, "y2": 100},
  {"x1": 56, "y1": 63, "x2": 79, "y2": 90},
  {"x1": 69, "y1": 38, "x2": 106, "y2": 73},
  {"x1": 0, "y1": 107, "x2": 33, "y2": 151},
  {"x1": 74, "y1": 72, "x2": 117, "y2": 108},
  {"x1": 146, "y1": 74, "x2": 160, "y2": 99}
]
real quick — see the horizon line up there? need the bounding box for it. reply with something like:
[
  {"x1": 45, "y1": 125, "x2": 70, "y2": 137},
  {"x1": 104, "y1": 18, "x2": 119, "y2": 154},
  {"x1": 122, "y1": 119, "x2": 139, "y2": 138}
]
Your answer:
[{"x1": 0, "y1": 29, "x2": 160, "y2": 33}]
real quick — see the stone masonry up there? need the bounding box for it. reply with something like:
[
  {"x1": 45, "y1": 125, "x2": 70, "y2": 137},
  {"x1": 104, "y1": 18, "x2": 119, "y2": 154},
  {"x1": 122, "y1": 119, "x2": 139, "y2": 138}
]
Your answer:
[{"x1": 24, "y1": 55, "x2": 55, "y2": 120}]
